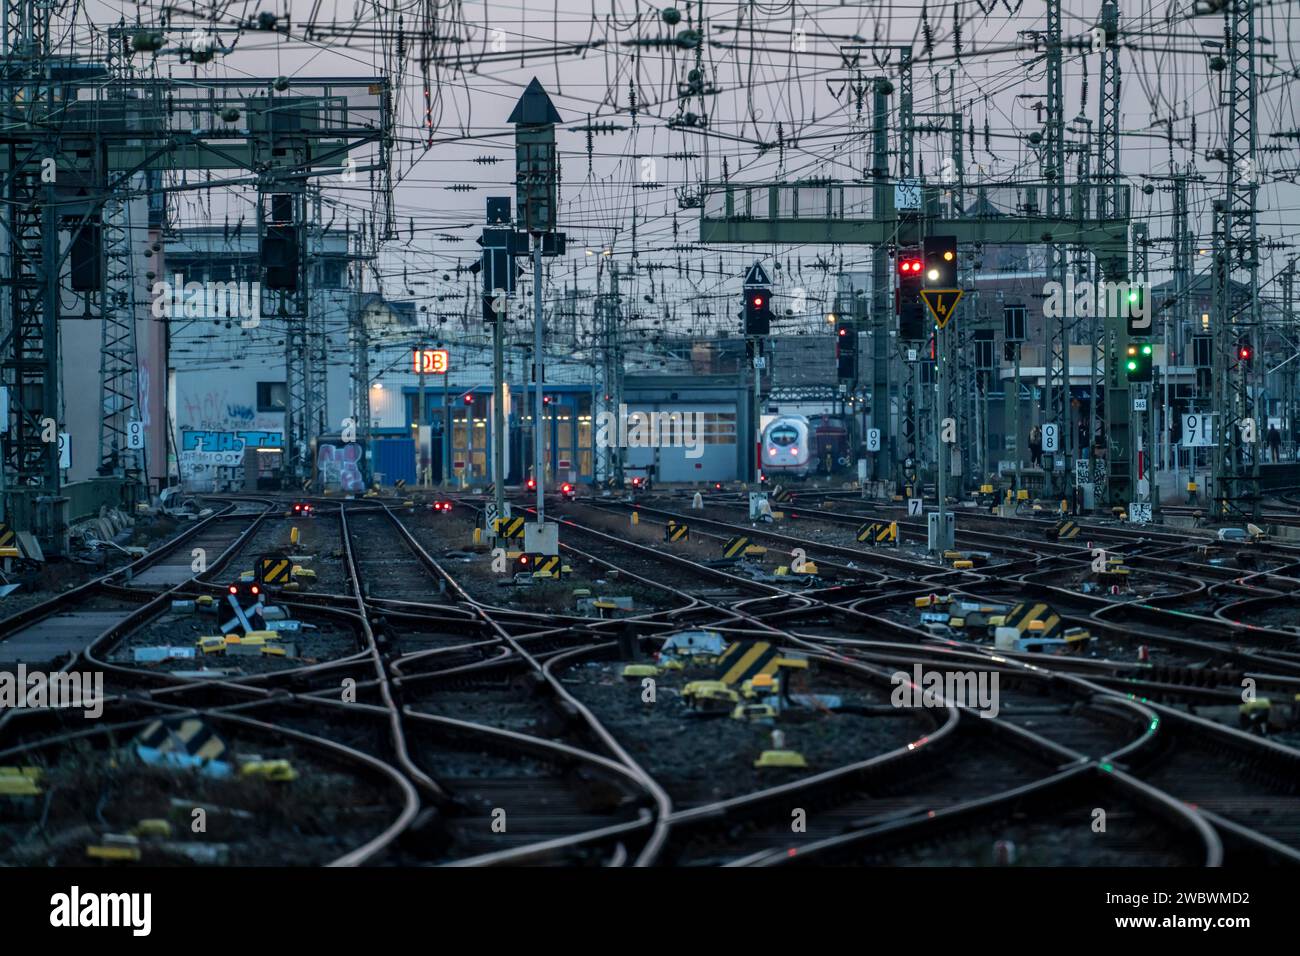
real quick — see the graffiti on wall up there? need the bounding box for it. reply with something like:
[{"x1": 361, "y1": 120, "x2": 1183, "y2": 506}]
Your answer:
[
  {"x1": 181, "y1": 430, "x2": 281, "y2": 452},
  {"x1": 316, "y1": 441, "x2": 365, "y2": 492},
  {"x1": 178, "y1": 429, "x2": 283, "y2": 480},
  {"x1": 180, "y1": 388, "x2": 280, "y2": 433}
]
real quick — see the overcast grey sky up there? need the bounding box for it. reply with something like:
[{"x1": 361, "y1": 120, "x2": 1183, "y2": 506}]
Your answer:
[{"x1": 76, "y1": 0, "x2": 1300, "y2": 351}]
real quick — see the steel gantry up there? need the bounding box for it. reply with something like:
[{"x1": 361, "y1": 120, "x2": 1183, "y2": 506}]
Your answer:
[
  {"x1": 0, "y1": 34, "x2": 392, "y2": 534},
  {"x1": 697, "y1": 178, "x2": 1133, "y2": 504}
]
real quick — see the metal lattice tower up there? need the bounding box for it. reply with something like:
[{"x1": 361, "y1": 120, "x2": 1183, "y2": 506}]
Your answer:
[
  {"x1": 869, "y1": 78, "x2": 890, "y2": 479},
  {"x1": 349, "y1": 259, "x2": 371, "y2": 472},
  {"x1": 98, "y1": 191, "x2": 142, "y2": 479},
  {"x1": 1, "y1": 0, "x2": 61, "y2": 501},
  {"x1": 94, "y1": 28, "x2": 143, "y2": 482},
  {"x1": 1043, "y1": 0, "x2": 1068, "y2": 498},
  {"x1": 1282, "y1": 261, "x2": 1296, "y2": 453},
  {"x1": 305, "y1": 190, "x2": 329, "y2": 445},
  {"x1": 1212, "y1": 0, "x2": 1262, "y2": 520},
  {"x1": 1097, "y1": 1, "x2": 1121, "y2": 218}
]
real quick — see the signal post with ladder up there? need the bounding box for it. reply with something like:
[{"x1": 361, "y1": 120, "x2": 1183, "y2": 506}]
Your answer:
[{"x1": 920, "y1": 236, "x2": 963, "y2": 553}]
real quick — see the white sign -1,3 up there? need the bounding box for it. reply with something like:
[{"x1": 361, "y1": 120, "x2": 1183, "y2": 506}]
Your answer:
[{"x1": 894, "y1": 179, "x2": 922, "y2": 210}]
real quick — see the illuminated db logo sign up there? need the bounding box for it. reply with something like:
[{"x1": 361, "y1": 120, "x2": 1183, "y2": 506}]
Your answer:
[{"x1": 414, "y1": 349, "x2": 449, "y2": 374}]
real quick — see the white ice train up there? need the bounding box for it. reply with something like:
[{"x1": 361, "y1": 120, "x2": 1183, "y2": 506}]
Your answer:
[{"x1": 761, "y1": 415, "x2": 814, "y2": 478}]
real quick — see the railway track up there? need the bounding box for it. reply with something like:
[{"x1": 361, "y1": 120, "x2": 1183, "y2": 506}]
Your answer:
[{"x1": 3, "y1": 489, "x2": 1298, "y2": 868}]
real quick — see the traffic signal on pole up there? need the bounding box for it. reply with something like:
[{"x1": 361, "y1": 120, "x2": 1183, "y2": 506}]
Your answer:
[
  {"x1": 1125, "y1": 341, "x2": 1153, "y2": 382},
  {"x1": 1124, "y1": 285, "x2": 1148, "y2": 336},
  {"x1": 922, "y1": 236, "x2": 958, "y2": 287},
  {"x1": 836, "y1": 321, "x2": 857, "y2": 380},
  {"x1": 744, "y1": 286, "x2": 772, "y2": 336},
  {"x1": 897, "y1": 249, "x2": 925, "y2": 340},
  {"x1": 1237, "y1": 339, "x2": 1253, "y2": 365}
]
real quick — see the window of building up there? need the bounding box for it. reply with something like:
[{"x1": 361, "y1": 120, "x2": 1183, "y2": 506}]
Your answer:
[
  {"x1": 702, "y1": 412, "x2": 737, "y2": 444},
  {"x1": 316, "y1": 259, "x2": 345, "y2": 288},
  {"x1": 257, "y1": 381, "x2": 288, "y2": 413}
]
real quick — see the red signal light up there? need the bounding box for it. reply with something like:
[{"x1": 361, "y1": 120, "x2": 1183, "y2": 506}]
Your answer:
[
  {"x1": 228, "y1": 585, "x2": 238, "y2": 594},
  {"x1": 561, "y1": 483, "x2": 573, "y2": 494},
  {"x1": 526, "y1": 477, "x2": 537, "y2": 490},
  {"x1": 463, "y1": 393, "x2": 474, "y2": 405},
  {"x1": 251, "y1": 585, "x2": 259, "y2": 596}
]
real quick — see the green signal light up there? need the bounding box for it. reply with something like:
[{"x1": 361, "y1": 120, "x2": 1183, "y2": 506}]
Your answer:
[
  {"x1": 1128, "y1": 291, "x2": 1139, "y2": 303},
  {"x1": 1126, "y1": 361, "x2": 1138, "y2": 371},
  {"x1": 1142, "y1": 344, "x2": 1152, "y2": 355}
]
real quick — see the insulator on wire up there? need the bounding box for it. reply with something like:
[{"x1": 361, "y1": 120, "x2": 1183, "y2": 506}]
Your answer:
[
  {"x1": 952, "y1": 3, "x2": 962, "y2": 61},
  {"x1": 921, "y1": 3, "x2": 935, "y2": 56}
]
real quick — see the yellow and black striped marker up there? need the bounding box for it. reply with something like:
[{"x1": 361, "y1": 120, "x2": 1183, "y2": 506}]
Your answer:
[
  {"x1": 715, "y1": 641, "x2": 808, "y2": 686},
  {"x1": 135, "y1": 717, "x2": 227, "y2": 763},
  {"x1": 1054, "y1": 520, "x2": 1079, "y2": 540},
  {"x1": 301, "y1": 478, "x2": 312, "y2": 491},
  {"x1": 856, "y1": 522, "x2": 897, "y2": 545},
  {"x1": 531, "y1": 554, "x2": 563, "y2": 578},
  {"x1": 494, "y1": 515, "x2": 526, "y2": 539},
  {"x1": 665, "y1": 521, "x2": 689, "y2": 543},
  {"x1": 771, "y1": 485, "x2": 793, "y2": 503},
  {"x1": 257, "y1": 555, "x2": 292, "y2": 586},
  {"x1": 394, "y1": 478, "x2": 406, "y2": 491},
  {"x1": 1002, "y1": 602, "x2": 1063, "y2": 641},
  {"x1": 722, "y1": 535, "x2": 750, "y2": 558},
  {"x1": 0, "y1": 524, "x2": 13, "y2": 549}
]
